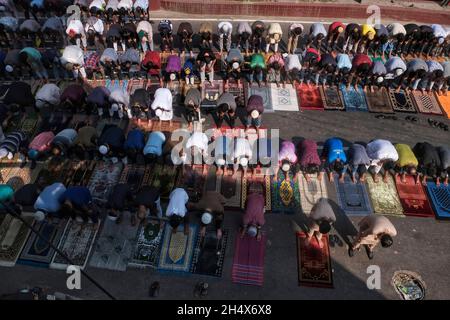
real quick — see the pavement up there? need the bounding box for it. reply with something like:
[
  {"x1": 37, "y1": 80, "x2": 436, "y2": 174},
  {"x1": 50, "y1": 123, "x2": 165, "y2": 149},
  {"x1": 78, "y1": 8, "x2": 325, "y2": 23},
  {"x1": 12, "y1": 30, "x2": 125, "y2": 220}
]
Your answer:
[{"x1": 1, "y1": 17, "x2": 450, "y2": 300}]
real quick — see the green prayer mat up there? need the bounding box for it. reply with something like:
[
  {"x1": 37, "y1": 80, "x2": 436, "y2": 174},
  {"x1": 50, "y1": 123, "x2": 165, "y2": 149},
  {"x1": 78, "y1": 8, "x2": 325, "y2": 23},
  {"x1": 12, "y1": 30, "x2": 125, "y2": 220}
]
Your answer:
[
  {"x1": 365, "y1": 175, "x2": 404, "y2": 217},
  {"x1": 271, "y1": 171, "x2": 301, "y2": 214}
]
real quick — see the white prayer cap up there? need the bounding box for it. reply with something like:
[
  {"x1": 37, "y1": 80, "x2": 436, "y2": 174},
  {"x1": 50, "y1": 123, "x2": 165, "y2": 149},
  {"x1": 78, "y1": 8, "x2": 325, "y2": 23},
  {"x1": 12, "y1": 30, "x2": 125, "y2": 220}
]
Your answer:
[
  {"x1": 33, "y1": 211, "x2": 45, "y2": 222},
  {"x1": 247, "y1": 226, "x2": 258, "y2": 237},
  {"x1": 5, "y1": 65, "x2": 13, "y2": 73},
  {"x1": 99, "y1": 145, "x2": 108, "y2": 155},
  {"x1": 201, "y1": 212, "x2": 213, "y2": 225}
]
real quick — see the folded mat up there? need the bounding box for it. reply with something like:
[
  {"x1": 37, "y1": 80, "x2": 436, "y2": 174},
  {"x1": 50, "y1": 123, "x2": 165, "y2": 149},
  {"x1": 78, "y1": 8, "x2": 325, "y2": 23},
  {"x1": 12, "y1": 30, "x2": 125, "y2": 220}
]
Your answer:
[
  {"x1": 231, "y1": 233, "x2": 266, "y2": 286},
  {"x1": 297, "y1": 83, "x2": 324, "y2": 110},
  {"x1": 365, "y1": 175, "x2": 404, "y2": 217},
  {"x1": 319, "y1": 86, "x2": 345, "y2": 110},
  {"x1": 128, "y1": 220, "x2": 165, "y2": 269},
  {"x1": 334, "y1": 174, "x2": 372, "y2": 216},
  {"x1": 296, "y1": 232, "x2": 333, "y2": 288},
  {"x1": 426, "y1": 182, "x2": 450, "y2": 220},
  {"x1": 0, "y1": 214, "x2": 34, "y2": 267},
  {"x1": 50, "y1": 218, "x2": 100, "y2": 270},
  {"x1": 246, "y1": 83, "x2": 274, "y2": 113},
  {"x1": 271, "y1": 170, "x2": 301, "y2": 214},
  {"x1": 190, "y1": 228, "x2": 229, "y2": 277},
  {"x1": 395, "y1": 175, "x2": 434, "y2": 217},
  {"x1": 89, "y1": 212, "x2": 139, "y2": 271},
  {"x1": 157, "y1": 223, "x2": 198, "y2": 274},
  {"x1": 410, "y1": 91, "x2": 443, "y2": 115},
  {"x1": 365, "y1": 87, "x2": 394, "y2": 113},
  {"x1": 270, "y1": 83, "x2": 299, "y2": 111},
  {"x1": 17, "y1": 218, "x2": 68, "y2": 267},
  {"x1": 339, "y1": 84, "x2": 368, "y2": 112},
  {"x1": 388, "y1": 89, "x2": 416, "y2": 113}
]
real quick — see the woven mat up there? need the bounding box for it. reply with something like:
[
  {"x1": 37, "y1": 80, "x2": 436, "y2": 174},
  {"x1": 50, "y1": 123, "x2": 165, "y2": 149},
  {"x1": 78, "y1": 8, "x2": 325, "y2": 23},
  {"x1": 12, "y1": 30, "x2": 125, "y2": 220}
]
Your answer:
[
  {"x1": 4, "y1": 163, "x2": 43, "y2": 192},
  {"x1": 119, "y1": 164, "x2": 151, "y2": 193},
  {"x1": 365, "y1": 88, "x2": 394, "y2": 113},
  {"x1": 298, "y1": 174, "x2": 337, "y2": 216},
  {"x1": 395, "y1": 175, "x2": 434, "y2": 218},
  {"x1": 231, "y1": 233, "x2": 266, "y2": 286},
  {"x1": 339, "y1": 84, "x2": 368, "y2": 112},
  {"x1": 426, "y1": 182, "x2": 450, "y2": 220},
  {"x1": 226, "y1": 81, "x2": 245, "y2": 107},
  {"x1": 147, "y1": 164, "x2": 179, "y2": 199},
  {"x1": 64, "y1": 160, "x2": 96, "y2": 187},
  {"x1": 246, "y1": 83, "x2": 273, "y2": 113},
  {"x1": 128, "y1": 79, "x2": 147, "y2": 94},
  {"x1": 129, "y1": 220, "x2": 166, "y2": 269},
  {"x1": 206, "y1": 171, "x2": 242, "y2": 208},
  {"x1": 0, "y1": 214, "x2": 34, "y2": 267},
  {"x1": 297, "y1": 83, "x2": 324, "y2": 110},
  {"x1": 241, "y1": 170, "x2": 272, "y2": 210},
  {"x1": 271, "y1": 171, "x2": 301, "y2": 214},
  {"x1": 410, "y1": 91, "x2": 443, "y2": 115},
  {"x1": 201, "y1": 80, "x2": 224, "y2": 108},
  {"x1": 176, "y1": 165, "x2": 207, "y2": 199},
  {"x1": 319, "y1": 86, "x2": 345, "y2": 110},
  {"x1": 87, "y1": 162, "x2": 124, "y2": 203},
  {"x1": 436, "y1": 93, "x2": 450, "y2": 119},
  {"x1": 106, "y1": 79, "x2": 129, "y2": 93},
  {"x1": 365, "y1": 175, "x2": 404, "y2": 217},
  {"x1": 69, "y1": 114, "x2": 99, "y2": 129},
  {"x1": 388, "y1": 89, "x2": 417, "y2": 113},
  {"x1": 334, "y1": 174, "x2": 373, "y2": 216}
]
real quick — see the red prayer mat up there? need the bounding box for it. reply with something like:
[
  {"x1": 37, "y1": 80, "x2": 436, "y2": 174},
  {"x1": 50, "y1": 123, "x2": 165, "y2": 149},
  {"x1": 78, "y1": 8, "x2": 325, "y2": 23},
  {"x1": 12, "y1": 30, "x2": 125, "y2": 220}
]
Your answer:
[
  {"x1": 296, "y1": 83, "x2": 324, "y2": 110},
  {"x1": 395, "y1": 175, "x2": 434, "y2": 217},
  {"x1": 231, "y1": 233, "x2": 266, "y2": 286}
]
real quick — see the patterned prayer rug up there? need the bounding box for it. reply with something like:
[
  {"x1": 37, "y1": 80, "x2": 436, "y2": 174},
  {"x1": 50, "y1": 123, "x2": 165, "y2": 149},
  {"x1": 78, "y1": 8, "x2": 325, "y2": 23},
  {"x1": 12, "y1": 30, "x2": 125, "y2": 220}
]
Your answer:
[
  {"x1": 50, "y1": 219, "x2": 100, "y2": 270},
  {"x1": 89, "y1": 212, "x2": 139, "y2": 272},
  {"x1": 64, "y1": 160, "x2": 96, "y2": 187},
  {"x1": 35, "y1": 159, "x2": 72, "y2": 185},
  {"x1": 395, "y1": 175, "x2": 434, "y2": 217},
  {"x1": 119, "y1": 165, "x2": 151, "y2": 194},
  {"x1": 319, "y1": 86, "x2": 345, "y2": 110},
  {"x1": 226, "y1": 81, "x2": 245, "y2": 107},
  {"x1": 246, "y1": 83, "x2": 273, "y2": 113},
  {"x1": 4, "y1": 163, "x2": 43, "y2": 191},
  {"x1": 231, "y1": 233, "x2": 266, "y2": 286},
  {"x1": 298, "y1": 174, "x2": 337, "y2": 216},
  {"x1": 270, "y1": 84, "x2": 299, "y2": 111},
  {"x1": 87, "y1": 162, "x2": 123, "y2": 204},
  {"x1": 339, "y1": 84, "x2": 368, "y2": 112},
  {"x1": 334, "y1": 174, "x2": 372, "y2": 216},
  {"x1": 0, "y1": 214, "x2": 34, "y2": 267},
  {"x1": 127, "y1": 79, "x2": 147, "y2": 95},
  {"x1": 177, "y1": 165, "x2": 207, "y2": 200},
  {"x1": 190, "y1": 228, "x2": 229, "y2": 277},
  {"x1": 271, "y1": 171, "x2": 301, "y2": 214},
  {"x1": 17, "y1": 218, "x2": 68, "y2": 267},
  {"x1": 69, "y1": 114, "x2": 99, "y2": 129},
  {"x1": 157, "y1": 223, "x2": 198, "y2": 274},
  {"x1": 205, "y1": 171, "x2": 242, "y2": 208},
  {"x1": 106, "y1": 79, "x2": 129, "y2": 93},
  {"x1": 388, "y1": 89, "x2": 417, "y2": 113},
  {"x1": 296, "y1": 232, "x2": 333, "y2": 288},
  {"x1": 201, "y1": 80, "x2": 224, "y2": 108},
  {"x1": 297, "y1": 83, "x2": 324, "y2": 110},
  {"x1": 365, "y1": 87, "x2": 394, "y2": 113},
  {"x1": 129, "y1": 220, "x2": 165, "y2": 269},
  {"x1": 19, "y1": 112, "x2": 40, "y2": 139},
  {"x1": 410, "y1": 91, "x2": 443, "y2": 115},
  {"x1": 436, "y1": 93, "x2": 450, "y2": 119},
  {"x1": 147, "y1": 164, "x2": 179, "y2": 199},
  {"x1": 365, "y1": 175, "x2": 404, "y2": 217},
  {"x1": 426, "y1": 182, "x2": 450, "y2": 220},
  {"x1": 241, "y1": 170, "x2": 272, "y2": 210}
]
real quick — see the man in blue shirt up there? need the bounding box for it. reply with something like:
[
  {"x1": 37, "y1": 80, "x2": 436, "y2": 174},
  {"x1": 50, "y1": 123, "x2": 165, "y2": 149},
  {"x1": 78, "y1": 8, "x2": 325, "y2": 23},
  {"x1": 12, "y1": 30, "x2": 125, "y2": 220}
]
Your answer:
[
  {"x1": 123, "y1": 127, "x2": 145, "y2": 163},
  {"x1": 321, "y1": 137, "x2": 347, "y2": 182},
  {"x1": 143, "y1": 131, "x2": 166, "y2": 164},
  {"x1": 33, "y1": 182, "x2": 66, "y2": 221},
  {"x1": 59, "y1": 186, "x2": 98, "y2": 225}
]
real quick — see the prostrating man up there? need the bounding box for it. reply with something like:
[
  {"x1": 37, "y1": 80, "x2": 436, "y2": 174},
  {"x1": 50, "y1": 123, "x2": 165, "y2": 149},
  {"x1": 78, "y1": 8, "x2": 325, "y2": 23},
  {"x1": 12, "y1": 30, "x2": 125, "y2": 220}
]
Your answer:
[
  {"x1": 60, "y1": 186, "x2": 98, "y2": 225},
  {"x1": 245, "y1": 95, "x2": 264, "y2": 132},
  {"x1": 190, "y1": 191, "x2": 226, "y2": 239},
  {"x1": 184, "y1": 87, "x2": 202, "y2": 130},
  {"x1": 275, "y1": 140, "x2": 299, "y2": 182},
  {"x1": 321, "y1": 137, "x2": 347, "y2": 182},
  {"x1": 347, "y1": 143, "x2": 371, "y2": 183},
  {"x1": 241, "y1": 183, "x2": 265, "y2": 241},
  {"x1": 143, "y1": 131, "x2": 166, "y2": 164},
  {"x1": 166, "y1": 187, "x2": 189, "y2": 235},
  {"x1": 306, "y1": 198, "x2": 336, "y2": 248},
  {"x1": 298, "y1": 139, "x2": 323, "y2": 182},
  {"x1": 33, "y1": 182, "x2": 66, "y2": 222},
  {"x1": 413, "y1": 142, "x2": 442, "y2": 185},
  {"x1": 215, "y1": 92, "x2": 237, "y2": 128},
  {"x1": 366, "y1": 139, "x2": 399, "y2": 183},
  {"x1": 98, "y1": 124, "x2": 126, "y2": 163},
  {"x1": 437, "y1": 146, "x2": 450, "y2": 186},
  {"x1": 394, "y1": 143, "x2": 419, "y2": 183},
  {"x1": 26, "y1": 130, "x2": 55, "y2": 169},
  {"x1": 51, "y1": 128, "x2": 78, "y2": 158}
]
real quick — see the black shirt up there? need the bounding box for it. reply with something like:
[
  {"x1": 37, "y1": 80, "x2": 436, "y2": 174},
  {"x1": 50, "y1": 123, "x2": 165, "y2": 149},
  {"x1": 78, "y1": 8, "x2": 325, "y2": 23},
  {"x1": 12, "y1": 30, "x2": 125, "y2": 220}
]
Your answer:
[
  {"x1": 134, "y1": 186, "x2": 160, "y2": 207},
  {"x1": 14, "y1": 183, "x2": 40, "y2": 207},
  {"x1": 108, "y1": 183, "x2": 132, "y2": 209},
  {"x1": 4, "y1": 82, "x2": 34, "y2": 107},
  {"x1": 413, "y1": 142, "x2": 441, "y2": 168},
  {"x1": 99, "y1": 125, "x2": 125, "y2": 151}
]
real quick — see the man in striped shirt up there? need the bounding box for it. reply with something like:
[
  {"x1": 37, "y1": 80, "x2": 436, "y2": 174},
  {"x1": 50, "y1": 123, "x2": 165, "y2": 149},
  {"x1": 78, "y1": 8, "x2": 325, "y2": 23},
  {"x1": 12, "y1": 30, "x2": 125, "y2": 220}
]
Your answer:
[{"x1": 0, "y1": 130, "x2": 27, "y2": 162}]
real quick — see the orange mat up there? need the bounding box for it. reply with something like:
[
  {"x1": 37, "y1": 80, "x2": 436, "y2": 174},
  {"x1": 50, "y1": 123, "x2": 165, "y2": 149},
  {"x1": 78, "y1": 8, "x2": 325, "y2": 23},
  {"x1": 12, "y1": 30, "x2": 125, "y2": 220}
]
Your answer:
[{"x1": 436, "y1": 93, "x2": 450, "y2": 119}]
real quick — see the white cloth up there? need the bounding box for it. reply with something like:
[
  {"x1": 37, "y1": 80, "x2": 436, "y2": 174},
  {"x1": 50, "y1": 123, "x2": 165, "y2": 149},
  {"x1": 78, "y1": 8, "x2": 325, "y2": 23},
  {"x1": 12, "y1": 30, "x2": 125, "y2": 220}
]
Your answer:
[
  {"x1": 233, "y1": 138, "x2": 252, "y2": 160},
  {"x1": 61, "y1": 45, "x2": 84, "y2": 65},
  {"x1": 89, "y1": 0, "x2": 106, "y2": 9},
  {"x1": 137, "y1": 20, "x2": 152, "y2": 35},
  {"x1": 218, "y1": 21, "x2": 233, "y2": 35},
  {"x1": 166, "y1": 188, "x2": 189, "y2": 217},
  {"x1": 35, "y1": 84, "x2": 61, "y2": 109},
  {"x1": 285, "y1": 54, "x2": 302, "y2": 71},
  {"x1": 106, "y1": 0, "x2": 119, "y2": 10},
  {"x1": 109, "y1": 88, "x2": 130, "y2": 107},
  {"x1": 186, "y1": 131, "x2": 208, "y2": 151},
  {"x1": 268, "y1": 23, "x2": 283, "y2": 35},
  {"x1": 151, "y1": 88, "x2": 173, "y2": 121},
  {"x1": 66, "y1": 19, "x2": 84, "y2": 35},
  {"x1": 237, "y1": 21, "x2": 252, "y2": 35},
  {"x1": 387, "y1": 23, "x2": 406, "y2": 36},
  {"x1": 118, "y1": 0, "x2": 133, "y2": 9},
  {"x1": 366, "y1": 139, "x2": 399, "y2": 162},
  {"x1": 85, "y1": 17, "x2": 104, "y2": 34}
]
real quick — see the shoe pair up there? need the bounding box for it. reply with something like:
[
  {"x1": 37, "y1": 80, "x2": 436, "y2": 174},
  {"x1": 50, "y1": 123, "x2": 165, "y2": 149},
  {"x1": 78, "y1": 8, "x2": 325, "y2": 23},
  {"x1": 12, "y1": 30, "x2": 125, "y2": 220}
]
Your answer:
[{"x1": 194, "y1": 282, "x2": 208, "y2": 298}]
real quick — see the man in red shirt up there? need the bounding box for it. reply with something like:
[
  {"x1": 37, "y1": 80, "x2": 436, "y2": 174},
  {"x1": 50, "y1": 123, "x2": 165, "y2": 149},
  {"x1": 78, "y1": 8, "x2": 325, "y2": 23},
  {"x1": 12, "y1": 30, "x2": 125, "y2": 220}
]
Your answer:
[
  {"x1": 241, "y1": 183, "x2": 265, "y2": 241},
  {"x1": 25, "y1": 131, "x2": 55, "y2": 169},
  {"x1": 327, "y1": 21, "x2": 345, "y2": 50}
]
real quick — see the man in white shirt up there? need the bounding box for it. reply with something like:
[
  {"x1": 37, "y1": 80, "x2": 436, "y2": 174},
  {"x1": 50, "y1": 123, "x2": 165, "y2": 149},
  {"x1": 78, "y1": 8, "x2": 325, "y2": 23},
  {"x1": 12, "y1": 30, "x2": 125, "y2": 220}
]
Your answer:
[
  {"x1": 218, "y1": 21, "x2": 232, "y2": 53},
  {"x1": 61, "y1": 45, "x2": 87, "y2": 79},
  {"x1": 151, "y1": 88, "x2": 173, "y2": 125},
  {"x1": 184, "y1": 131, "x2": 209, "y2": 173},
  {"x1": 366, "y1": 139, "x2": 399, "y2": 183},
  {"x1": 66, "y1": 19, "x2": 87, "y2": 49},
  {"x1": 109, "y1": 88, "x2": 131, "y2": 119},
  {"x1": 233, "y1": 137, "x2": 252, "y2": 177},
  {"x1": 166, "y1": 188, "x2": 190, "y2": 235}
]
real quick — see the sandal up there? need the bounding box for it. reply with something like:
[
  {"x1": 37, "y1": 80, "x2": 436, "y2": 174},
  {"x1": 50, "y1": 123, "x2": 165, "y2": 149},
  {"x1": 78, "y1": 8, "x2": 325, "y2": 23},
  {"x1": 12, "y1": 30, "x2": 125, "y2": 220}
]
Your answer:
[
  {"x1": 200, "y1": 282, "x2": 209, "y2": 297},
  {"x1": 194, "y1": 282, "x2": 203, "y2": 298},
  {"x1": 149, "y1": 281, "x2": 160, "y2": 298}
]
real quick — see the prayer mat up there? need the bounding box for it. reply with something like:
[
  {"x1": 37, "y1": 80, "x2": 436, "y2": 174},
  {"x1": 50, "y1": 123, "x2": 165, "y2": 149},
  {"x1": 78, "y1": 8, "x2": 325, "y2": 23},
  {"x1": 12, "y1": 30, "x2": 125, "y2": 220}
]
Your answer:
[
  {"x1": 167, "y1": 80, "x2": 182, "y2": 104},
  {"x1": 298, "y1": 174, "x2": 338, "y2": 216},
  {"x1": 119, "y1": 165, "x2": 151, "y2": 194},
  {"x1": 157, "y1": 223, "x2": 198, "y2": 274},
  {"x1": 388, "y1": 89, "x2": 417, "y2": 113},
  {"x1": 241, "y1": 170, "x2": 272, "y2": 210},
  {"x1": 365, "y1": 88, "x2": 394, "y2": 113},
  {"x1": 127, "y1": 78, "x2": 147, "y2": 94},
  {"x1": 4, "y1": 164, "x2": 43, "y2": 191},
  {"x1": 106, "y1": 79, "x2": 129, "y2": 93},
  {"x1": 126, "y1": 118, "x2": 153, "y2": 133},
  {"x1": 218, "y1": 172, "x2": 243, "y2": 208},
  {"x1": 69, "y1": 114, "x2": 99, "y2": 129},
  {"x1": 436, "y1": 93, "x2": 450, "y2": 119},
  {"x1": 426, "y1": 182, "x2": 450, "y2": 220},
  {"x1": 0, "y1": 214, "x2": 34, "y2": 267},
  {"x1": 410, "y1": 91, "x2": 443, "y2": 115},
  {"x1": 64, "y1": 160, "x2": 96, "y2": 187},
  {"x1": 296, "y1": 232, "x2": 333, "y2": 288},
  {"x1": 334, "y1": 174, "x2": 372, "y2": 216},
  {"x1": 148, "y1": 164, "x2": 179, "y2": 199},
  {"x1": 50, "y1": 219, "x2": 100, "y2": 270},
  {"x1": 129, "y1": 220, "x2": 166, "y2": 269},
  {"x1": 35, "y1": 159, "x2": 72, "y2": 185},
  {"x1": 177, "y1": 165, "x2": 207, "y2": 200},
  {"x1": 365, "y1": 175, "x2": 404, "y2": 217},
  {"x1": 87, "y1": 162, "x2": 123, "y2": 204},
  {"x1": 19, "y1": 112, "x2": 40, "y2": 138},
  {"x1": 339, "y1": 84, "x2": 369, "y2": 112},
  {"x1": 190, "y1": 228, "x2": 229, "y2": 277},
  {"x1": 201, "y1": 80, "x2": 224, "y2": 108},
  {"x1": 96, "y1": 118, "x2": 129, "y2": 136},
  {"x1": 226, "y1": 81, "x2": 245, "y2": 107},
  {"x1": 231, "y1": 233, "x2": 266, "y2": 286},
  {"x1": 89, "y1": 212, "x2": 139, "y2": 272},
  {"x1": 270, "y1": 84, "x2": 299, "y2": 111},
  {"x1": 152, "y1": 119, "x2": 182, "y2": 134},
  {"x1": 271, "y1": 171, "x2": 301, "y2": 214},
  {"x1": 319, "y1": 86, "x2": 345, "y2": 110},
  {"x1": 395, "y1": 175, "x2": 434, "y2": 218},
  {"x1": 17, "y1": 218, "x2": 68, "y2": 267},
  {"x1": 297, "y1": 83, "x2": 324, "y2": 110},
  {"x1": 246, "y1": 83, "x2": 274, "y2": 113}
]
